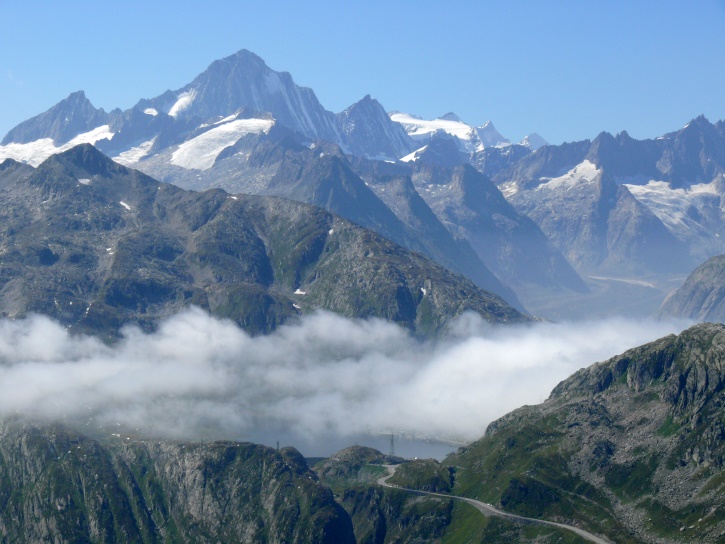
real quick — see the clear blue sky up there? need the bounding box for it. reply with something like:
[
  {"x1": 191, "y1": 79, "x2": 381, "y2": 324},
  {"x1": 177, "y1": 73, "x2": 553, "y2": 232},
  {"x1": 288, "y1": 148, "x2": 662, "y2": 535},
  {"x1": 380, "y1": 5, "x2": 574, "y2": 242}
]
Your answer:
[{"x1": 1, "y1": 0, "x2": 724, "y2": 144}]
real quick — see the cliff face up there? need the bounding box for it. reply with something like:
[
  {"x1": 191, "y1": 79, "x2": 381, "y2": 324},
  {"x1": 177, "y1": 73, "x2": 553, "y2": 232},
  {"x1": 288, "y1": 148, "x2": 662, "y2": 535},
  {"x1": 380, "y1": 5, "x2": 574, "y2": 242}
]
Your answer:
[{"x1": 0, "y1": 421, "x2": 354, "y2": 543}]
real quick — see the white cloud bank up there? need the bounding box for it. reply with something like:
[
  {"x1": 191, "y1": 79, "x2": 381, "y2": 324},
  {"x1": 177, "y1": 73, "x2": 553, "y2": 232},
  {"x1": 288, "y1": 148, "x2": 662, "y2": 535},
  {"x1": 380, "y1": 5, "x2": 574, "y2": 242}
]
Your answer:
[{"x1": 0, "y1": 309, "x2": 690, "y2": 450}]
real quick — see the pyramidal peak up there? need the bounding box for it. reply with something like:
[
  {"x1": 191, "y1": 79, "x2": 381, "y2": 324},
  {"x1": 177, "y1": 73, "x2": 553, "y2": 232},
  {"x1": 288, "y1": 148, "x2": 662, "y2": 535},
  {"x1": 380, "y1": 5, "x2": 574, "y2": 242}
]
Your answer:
[
  {"x1": 439, "y1": 112, "x2": 463, "y2": 122},
  {"x1": 519, "y1": 132, "x2": 548, "y2": 150}
]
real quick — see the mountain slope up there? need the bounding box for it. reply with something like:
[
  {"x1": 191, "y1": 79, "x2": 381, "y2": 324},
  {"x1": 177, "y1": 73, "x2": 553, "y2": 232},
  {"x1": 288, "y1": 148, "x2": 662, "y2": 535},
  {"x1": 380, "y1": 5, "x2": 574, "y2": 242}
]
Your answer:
[
  {"x1": 263, "y1": 148, "x2": 525, "y2": 309},
  {"x1": 1, "y1": 90, "x2": 110, "y2": 146},
  {"x1": 148, "y1": 137, "x2": 526, "y2": 311},
  {"x1": 510, "y1": 161, "x2": 690, "y2": 275},
  {"x1": 448, "y1": 323, "x2": 725, "y2": 544},
  {"x1": 659, "y1": 254, "x2": 725, "y2": 321},
  {"x1": 336, "y1": 95, "x2": 414, "y2": 160},
  {"x1": 411, "y1": 163, "x2": 588, "y2": 294},
  {"x1": 139, "y1": 49, "x2": 341, "y2": 144},
  {"x1": 493, "y1": 119, "x2": 725, "y2": 277},
  {"x1": 0, "y1": 145, "x2": 528, "y2": 338},
  {"x1": 0, "y1": 420, "x2": 354, "y2": 543}
]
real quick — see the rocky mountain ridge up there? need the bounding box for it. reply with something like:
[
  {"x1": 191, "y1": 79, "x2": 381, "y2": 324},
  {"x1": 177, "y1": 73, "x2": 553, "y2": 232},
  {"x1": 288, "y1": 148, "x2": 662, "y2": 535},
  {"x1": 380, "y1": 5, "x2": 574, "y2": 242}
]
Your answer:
[
  {"x1": 448, "y1": 322, "x2": 725, "y2": 543},
  {"x1": 0, "y1": 144, "x2": 528, "y2": 339},
  {"x1": 3, "y1": 48, "x2": 725, "y2": 320}
]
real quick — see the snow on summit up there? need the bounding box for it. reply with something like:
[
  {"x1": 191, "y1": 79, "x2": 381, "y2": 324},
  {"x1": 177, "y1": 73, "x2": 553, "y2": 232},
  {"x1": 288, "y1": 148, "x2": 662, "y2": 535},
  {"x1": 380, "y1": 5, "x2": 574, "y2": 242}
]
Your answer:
[
  {"x1": 390, "y1": 112, "x2": 477, "y2": 142},
  {"x1": 389, "y1": 112, "x2": 510, "y2": 153},
  {"x1": 536, "y1": 160, "x2": 601, "y2": 191}
]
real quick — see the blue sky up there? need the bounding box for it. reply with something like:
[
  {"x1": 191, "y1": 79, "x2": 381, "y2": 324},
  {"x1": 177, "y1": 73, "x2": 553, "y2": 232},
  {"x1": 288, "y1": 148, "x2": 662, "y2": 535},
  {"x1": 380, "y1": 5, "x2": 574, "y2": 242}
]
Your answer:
[{"x1": 1, "y1": 0, "x2": 723, "y2": 144}]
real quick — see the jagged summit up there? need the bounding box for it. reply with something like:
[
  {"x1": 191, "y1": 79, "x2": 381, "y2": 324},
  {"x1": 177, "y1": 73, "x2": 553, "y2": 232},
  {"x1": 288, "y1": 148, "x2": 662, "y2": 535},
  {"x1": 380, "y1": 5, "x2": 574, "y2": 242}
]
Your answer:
[
  {"x1": 337, "y1": 95, "x2": 414, "y2": 160},
  {"x1": 136, "y1": 48, "x2": 340, "y2": 143},
  {"x1": 2, "y1": 90, "x2": 109, "y2": 146}
]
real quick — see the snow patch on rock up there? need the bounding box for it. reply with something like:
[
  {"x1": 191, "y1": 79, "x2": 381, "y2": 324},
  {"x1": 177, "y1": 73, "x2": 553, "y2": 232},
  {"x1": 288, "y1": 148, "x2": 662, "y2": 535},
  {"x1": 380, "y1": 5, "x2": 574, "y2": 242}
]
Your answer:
[
  {"x1": 0, "y1": 125, "x2": 114, "y2": 167},
  {"x1": 168, "y1": 90, "x2": 197, "y2": 118},
  {"x1": 626, "y1": 179, "x2": 722, "y2": 238},
  {"x1": 112, "y1": 138, "x2": 156, "y2": 166},
  {"x1": 170, "y1": 118, "x2": 274, "y2": 170},
  {"x1": 537, "y1": 160, "x2": 600, "y2": 191}
]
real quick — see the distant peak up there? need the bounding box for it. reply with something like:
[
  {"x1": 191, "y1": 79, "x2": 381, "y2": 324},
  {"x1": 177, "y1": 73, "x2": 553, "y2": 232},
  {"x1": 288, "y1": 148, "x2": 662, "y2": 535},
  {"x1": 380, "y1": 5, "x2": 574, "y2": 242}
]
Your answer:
[
  {"x1": 209, "y1": 49, "x2": 269, "y2": 72},
  {"x1": 685, "y1": 114, "x2": 711, "y2": 129},
  {"x1": 1, "y1": 89, "x2": 106, "y2": 146},
  {"x1": 341, "y1": 94, "x2": 384, "y2": 116},
  {"x1": 616, "y1": 130, "x2": 633, "y2": 142},
  {"x1": 439, "y1": 112, "x2": 463, "y2": 122},
  {"x1": 592, "y1": 130, "x2": 616, "y2": 143},
  {"x1": 66, "y1": 90, "x2": 87, "y2": 101},
  {"x1": 59, "y1": 90, "x2": 94, "y2": 108},
  {"x1": 230, "y1": 48, "x2": 265, "y2": 63},
  {"x1": 353, "y1": 94, "x2": 379, "y2": 107},
  {"x1": 49, "y1": 144, "x2": 127, "y2": 177},
  {"x1": 519, "y1": 133, "x2": 548, "y2": 150}
]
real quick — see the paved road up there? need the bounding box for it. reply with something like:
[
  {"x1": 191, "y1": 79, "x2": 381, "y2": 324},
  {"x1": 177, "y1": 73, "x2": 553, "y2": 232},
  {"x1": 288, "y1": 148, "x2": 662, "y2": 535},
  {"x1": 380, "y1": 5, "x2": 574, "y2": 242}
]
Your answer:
[{"x1": 377, "y1": 465, "x2": 613, "y2": 544}]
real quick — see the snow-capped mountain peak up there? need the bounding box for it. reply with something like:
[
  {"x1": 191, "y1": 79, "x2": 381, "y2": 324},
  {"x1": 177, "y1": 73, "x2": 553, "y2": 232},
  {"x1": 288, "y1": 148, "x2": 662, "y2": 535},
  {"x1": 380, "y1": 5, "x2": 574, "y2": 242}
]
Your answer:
[
  {"x1": 475, "y1": 121, "x2": 510, "y2": 149},
  {"x1": 2, "y1": 90, "x2": 110, "y2": 146},
  {"x1": 519, "y1": 132, "x2": 548, "y2": 150},
  {"x1": 389, "y1": 112, "x2": 510, "y2": 155}
]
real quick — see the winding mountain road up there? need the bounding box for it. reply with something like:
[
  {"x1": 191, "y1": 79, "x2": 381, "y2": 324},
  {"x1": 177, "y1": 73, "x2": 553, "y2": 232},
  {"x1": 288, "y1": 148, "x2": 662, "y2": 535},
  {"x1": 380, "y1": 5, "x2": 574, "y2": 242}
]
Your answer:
[{"x1": 377, "y1": 465, "x2": 612, "y2": 544}]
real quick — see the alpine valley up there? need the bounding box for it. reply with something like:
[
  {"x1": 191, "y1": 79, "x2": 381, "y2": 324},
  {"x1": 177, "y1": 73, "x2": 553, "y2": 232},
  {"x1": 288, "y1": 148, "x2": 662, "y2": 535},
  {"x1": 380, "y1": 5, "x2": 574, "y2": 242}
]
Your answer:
[{"x1": 1, "y1": 48, "x2": 725, "y2": 543}]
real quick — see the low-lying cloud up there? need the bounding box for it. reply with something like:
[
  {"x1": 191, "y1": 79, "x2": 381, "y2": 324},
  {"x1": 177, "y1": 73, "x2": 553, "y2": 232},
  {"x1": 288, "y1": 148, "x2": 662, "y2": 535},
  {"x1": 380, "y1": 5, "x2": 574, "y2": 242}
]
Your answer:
[{"x1": 0, "y1": 309, "x2": 690, "y2": 453}]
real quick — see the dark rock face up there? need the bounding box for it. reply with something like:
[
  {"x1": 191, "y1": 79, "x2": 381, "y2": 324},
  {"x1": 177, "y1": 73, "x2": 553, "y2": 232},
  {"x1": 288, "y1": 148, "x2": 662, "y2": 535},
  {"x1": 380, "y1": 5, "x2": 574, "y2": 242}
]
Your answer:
[
  {"x1": 336, "y1": 95, "x2": 414, "y2": 160},
  {"x1": 0, "y1": 144, "x2": 528, "y2": 338},
  {"x1": 659, "y1": 254, "x2": 725, "y2": 321},
  {"x1": 0, "y1": 421, "x2": 355, "y2": 543},
  {"x1": 449, "y1": 323, "x2": 725, "y2": 544}
]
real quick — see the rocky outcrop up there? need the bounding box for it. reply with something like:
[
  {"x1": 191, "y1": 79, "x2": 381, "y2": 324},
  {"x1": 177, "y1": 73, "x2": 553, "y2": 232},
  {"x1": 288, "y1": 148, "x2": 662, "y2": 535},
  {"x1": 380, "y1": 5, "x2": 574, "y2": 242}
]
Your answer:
[
  {"x1": 449, "y1": 323, "x2": 725, "y2": 543},
  {"x1": 0, "y1": 421, "x2": 355, "y2": 543}
]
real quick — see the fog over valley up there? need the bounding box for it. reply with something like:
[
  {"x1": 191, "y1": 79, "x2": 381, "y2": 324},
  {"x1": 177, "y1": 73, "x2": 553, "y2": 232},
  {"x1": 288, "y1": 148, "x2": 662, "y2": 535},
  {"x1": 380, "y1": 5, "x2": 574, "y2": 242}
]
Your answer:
[{"x1": 0, "y1": 308, "x2": 689, "y2": 456}]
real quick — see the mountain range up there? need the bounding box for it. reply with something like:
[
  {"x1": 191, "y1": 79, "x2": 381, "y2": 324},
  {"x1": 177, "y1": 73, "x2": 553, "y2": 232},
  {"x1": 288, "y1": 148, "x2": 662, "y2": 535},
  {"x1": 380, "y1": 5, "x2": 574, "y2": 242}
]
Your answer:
[
  {"x1": 2, "y1": 47, "x2": 725, "y2": 543},
  {"x1": 0, "y1": 144, "x2": 526, "y2": 339},
  {"x1": 3, "y1": 48, "x2": 723, "y2": 319}
]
